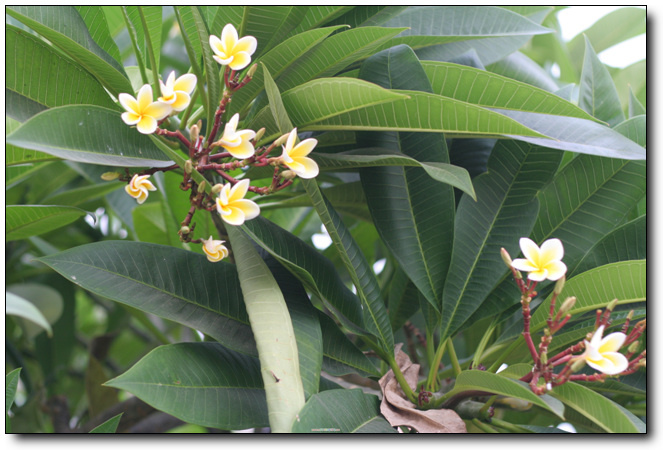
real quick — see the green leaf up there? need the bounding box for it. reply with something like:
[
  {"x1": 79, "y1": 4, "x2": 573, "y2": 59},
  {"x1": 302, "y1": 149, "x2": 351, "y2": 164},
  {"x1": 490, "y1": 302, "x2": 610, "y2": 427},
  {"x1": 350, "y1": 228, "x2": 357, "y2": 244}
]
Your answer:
[
  {"x1": 89, "y1": 413, "x2": 123, "y2": 433},
  {"x1": 567, "y1": 7, "x2": 646, "y2": 68},
  {"x1": 5, "y1": 368, "x2": 22, "y2": 415},
  {"x1": 318, "y1": 312, "x2": 380, "y2": 378},
  {"x1": 289, "y1": 6, "x2": 354, "y2": 34},
  {"x1": 106, "y1": 343, "x2": 269, "y2": 429},
  {"x1": 5, "y1": 117, "x2": 59, "y2": 166},
  {"x1": 443, "y1": 370, "x2": 564, "y2": 419},
  {"x1": 132, "y1": 203, "x2": 175, "y2": 247},
  {"x1": 6, "y1": 106, "x2": 174, "y2": 167},
  {"x1": 6, "y1": 6, "x2": 132, "y2": 97},
  {"x1": 531, "y1": 260, "x2": 646, "y2": 332},
  {"x1": 628, "y1": 88, "x2": 647, "y2": 118},
  {"x1": 357, "y1": 45, "x2": 455, "y2": 311},
  {"x1": 325, "y1": 6, "x2": 409, "y2": 28},
  {"x1": 422, "y1": 60, "x2": 595, "y2": 121},
  {"x1": 5, "y1": 25, "x2": 118, "y2": 122},
  {"x1": 305, "y1": 90, "x2": 550, "y2": 139},
  {"x1": 250, "y1": 78, "x2": 410, "y2": 140},
  {"x1": 387, "y1": 268, "x2": 422, "y2": 332},
  {"x1": 613, "y1": 60, "x2": 646, "y2": 109},
  {"x1": 571, "y1": 215, "x2": 646, "y2": 277},
  {"x1": 387, "y1": 7, "x2": 553, "y2": 65},
  {"x1": 228, "y1": 26, "x2": 347, "y2": 117},
  {"x1": 75, "y1": 6, "x2": 123, "y2": 64},
  {"x1": 314, "y1": 150, "x2": 475, "y2": 198},
  {"x1": 209, "y1": 6, "x2": 244, "y2": 35},
  {"x1": 578, "y1": 36, "x2": 625, "y2": 126},
  {"x1": 41, "y1": 182, "x2": 123, "y2": 208},
  {"x1": 6, "y1": 205, "x2": 87, "y2": 241},
  {"x1": 489, "y1": 109, "x2": 646, "y2": 160},
  {"x1": 303, "y1": 179, "x2": 393, "y2": 354},
  {"x1": 6, "y1": 292, "x2": 53, "y2": 337},
  {"x1": 549, "y1": 382, "x2": 644, "y2": 433},
  {"x1": 440, "y1": 141, "x2": 562, "y2": 339},
  {"x1": 125, "y1": 6, "x2": 162, "y2": 74},
  {"x1": 242, "y1": 217, "x2": 367, "y2": 337},
  {"x1": 225, "y1": 225, "x2": 305, "y2": 432},
  {"x1": 614, "y1": 115, "x2": 646, "y2": 148},
  {"x1": 292, "y1": 389, "x2": 396, "y2": 433},
  {"x1": 39, "y1": 241, "x2": 258, "y2": 356},
  {"x1": 486, "y1": 52, "x2": 560, "y2": 92},
  {"x1": 273, "y1": 27, "x2": 408, "y2": 96},
  {"x1": 241, "y1": 6, "x2": 308, "y2": 57}
]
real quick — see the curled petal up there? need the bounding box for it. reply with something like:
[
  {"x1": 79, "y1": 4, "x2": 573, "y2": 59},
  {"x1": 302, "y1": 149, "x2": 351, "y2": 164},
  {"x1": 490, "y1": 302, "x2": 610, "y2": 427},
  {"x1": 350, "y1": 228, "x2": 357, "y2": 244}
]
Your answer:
[
  {"x1": 284, "y1": 128, "x2": 298, "y2": 153},
  {"x1": 228, "y1": 52, "x2": 251, "y2": 70},
  {"x1": 209, "y1": 34, "x2": 226, "y2": 56},
  {"x1": 599, "y1": 331, "x2": 627, "y2": 353},
  {"x1": 519, "y1": 237, "x2": 540, "y2": 267},
  {"x1": 213, "y1": 55, "x2": 233, "y2": 66},
  {"x1": 544, "y1": 260, "x2": 567, "y2": 281},
  {"x1": 235, "y1": 35, "x2": 257, "y2": 55},
  {"x1": 221, "y1": 205, "x2": 246, "y2": 225},
  {"x1": 121, "y1": 112, "x2": 141, "y2": 125},
  {"x1": 525, "y1": 269, "x2": 549, "y2": 282},
  {"x1": 136, "y1": 84, "x2": 154, "y2": 111},
  {"x1": 136, "y1": 116, "x2": 158, "y2": 134},
  {"x1": 119, "y1": 93, "x2": 139, "y2": 114},
  {"x1": 290, "y1": 138, "x2": 318, "y2": 158},
  {"x1": 225, "y1": 138, "x2": 255, "y2": 159},
  {"x1": 286, "y1": 157, "x2": 319, "y2": 179},
  {"x1": 229, "y1": 179, "x2": 250, "y2": 202},
  {"x1": 233, "y1": 199, "x2": 260, "y2": 221},
  {"x1": 173, "y1": 73, "x2": 197, "y2": 94},
  {"x1": 511, "y1": 258, "x2": 538, "y2": 272},
  {"x1": 540, "y1": 238, "x2": 564, "y2": 264},
  {"x1": 144, "y1": 102, "x2": 172, "y2": 120},
  {"x1": 170, "y1": 92, "x2": 191, "y2": 111}
]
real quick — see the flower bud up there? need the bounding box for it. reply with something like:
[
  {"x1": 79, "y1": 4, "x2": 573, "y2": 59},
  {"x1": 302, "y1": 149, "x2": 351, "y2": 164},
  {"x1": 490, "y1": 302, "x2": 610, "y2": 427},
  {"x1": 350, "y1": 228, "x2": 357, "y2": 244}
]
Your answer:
[
  {"x1": 540, "y1": 352, "x2": 548, "y2": 365},
  {"x1": 180, "y1": 226, "x2": 190, "y2": 235},
  {"x1": 190, "y1": 124, "x2": 199, "y2": 143},
  {"x1": 184, "y1": 160, "x2": 193, "y2": 174},
  {"x1": 500, "y1": 247, "x2": 512, "y2": 268},
  {"x1": 101, "y1": 171, "x2": 121, "y2": 181},
  {"x1": 638, "y1": 358, "x2": 646, "y2": 368},
  {"x1": 626, "y1": 310, "x2": 634, "y2": 321},
  {"x1": 570, "y1": 357, "x2": 586, "y2": 373},
  {"x1": 254, "y1": 127, "x2": 265, "y2": 143},
  {"x1": 553, "y1": 276, "x2": 565, "y2": 296},
  {"x1": 606, "y1": 298, "x2": 618, "y2": 311},
  {"x1": 247, "y1": 63, "x2": 258, "y2": 79},
  {"x1": 279, "y1": 170, "x2": 297, "y2": 180},
  {"x1": 211, "y1": 183, "x2": 224, "y2": 194},
  {"x1": 274, "y1": 132, "x2": 290, "y2": 147},
  {"x1": 558, "y1": 296, "x2": 576, "y2": 317},
  {"x1": 197, "y1": 180, "x2": 207, "y2": 193},
  {"x1": 627, "y1": 341, "x2": 639, "y2": 354}
]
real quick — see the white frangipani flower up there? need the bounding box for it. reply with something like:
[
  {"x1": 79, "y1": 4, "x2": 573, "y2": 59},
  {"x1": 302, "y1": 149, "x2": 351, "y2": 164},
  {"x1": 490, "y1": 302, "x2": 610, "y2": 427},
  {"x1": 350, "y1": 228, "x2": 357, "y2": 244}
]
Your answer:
[
  {"x1": 215, "y1": 179, "x2": 260, "y2": 226},
  {"x1": 158, "y1": 71, "x2": 197, "y2": 112},
  {"x1": 280, "y1": 128, "x2": 319, "y2": 179},
  {"x1": 209, "y1": 23, "x2": 257, "y2": 71},
  {"x1": 201, "y1": 236, "x2": 229, "y2": 263},
  {"x1": 581, "y1": 325, "x2": 628, "y2": 375},
  {"x1": 119, "y1": 84, "x2": 171, "y2": 134},
  {"x1": 125, "y1": 174, "x2": 157, "y2": 204},
  {"x1": 216, "y1": 113, "x2": 256, "y2": 159},
  {"x1": 511, "y1": 238, "x2": 567, "y2": 282}
]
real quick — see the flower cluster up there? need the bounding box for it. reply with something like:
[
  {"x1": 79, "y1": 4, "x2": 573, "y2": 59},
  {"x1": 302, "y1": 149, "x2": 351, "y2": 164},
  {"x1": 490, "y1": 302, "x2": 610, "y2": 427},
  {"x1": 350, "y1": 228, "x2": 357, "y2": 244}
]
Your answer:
[
  {"x1": 502, "y1": 238, "x2": 646, "y2": 395},
  {"x1": 114, "y1": 23, "x2": 322, "y2": 263}
]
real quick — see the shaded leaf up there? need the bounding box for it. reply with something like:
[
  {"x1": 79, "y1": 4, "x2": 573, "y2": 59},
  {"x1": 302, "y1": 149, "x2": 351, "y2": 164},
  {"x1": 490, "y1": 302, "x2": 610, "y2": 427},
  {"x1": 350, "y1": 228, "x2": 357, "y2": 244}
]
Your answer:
[
  {"x1": 6, "y1": 292, "x2": 53, "y2": 337},
  {"x1": 6, "y1": 205, "x2": 87, "y2": 241},
  {"x1": 39, "y1": 241, "x2": 257, "y2": 356},
  {"x1": 6, "y1": 106, "x2": 174, "y2": 167},
  {"x1": 106, "y1": 343, "x2": 269, "y2": 429},
  {"x1": 289, "y1": 6, "x2": 355, "y2": 35},
  {"x1": 5, "y1": 116, "x2": 59, "y2": 166},
  {"x1": 292, "y1": 389, "x2": 396, "y2": 433},
  {"x1": 486, "y1": 51, "x2": 559, "y2": 92},
  {"x1": 89, "y1": 413, "x2": 123, "y2": 433},
  {"x1": 75, "y1": 6, "x2": 123, "y2": 64},
  {"x1": 241, "y1": 6, "x2": 308, "y2": 57},
  {"x1": 6, "y1": 368, "x2": 22, "y2": 414},
  {"x1": 41, "y1": 182, "x2": 123, "y2": 208}
]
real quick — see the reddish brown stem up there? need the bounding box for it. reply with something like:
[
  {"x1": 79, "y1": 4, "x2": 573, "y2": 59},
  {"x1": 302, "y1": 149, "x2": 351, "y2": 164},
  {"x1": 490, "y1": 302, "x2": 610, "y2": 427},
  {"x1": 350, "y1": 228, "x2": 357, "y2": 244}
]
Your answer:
[{"x1": 156, "y1": 128, "x2": 191, "y2": 149}]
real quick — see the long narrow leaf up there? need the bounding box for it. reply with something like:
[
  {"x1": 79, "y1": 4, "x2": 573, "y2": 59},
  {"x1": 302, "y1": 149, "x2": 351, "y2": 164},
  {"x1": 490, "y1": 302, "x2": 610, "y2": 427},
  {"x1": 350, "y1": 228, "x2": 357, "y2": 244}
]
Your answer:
[{"x1": 7, "y1": 205, "x2": 87, "y2": 241}]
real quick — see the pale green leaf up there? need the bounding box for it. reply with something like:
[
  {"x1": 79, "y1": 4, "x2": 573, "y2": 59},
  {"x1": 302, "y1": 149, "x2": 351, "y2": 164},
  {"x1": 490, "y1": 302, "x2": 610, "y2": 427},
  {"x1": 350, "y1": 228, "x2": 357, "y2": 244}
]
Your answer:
[
  {"x1": 6, "y1": 205, "x2": 87, "y2": 241},
  {"x1": 6, "y1": 292, "x2": 53, "y2": 337}
]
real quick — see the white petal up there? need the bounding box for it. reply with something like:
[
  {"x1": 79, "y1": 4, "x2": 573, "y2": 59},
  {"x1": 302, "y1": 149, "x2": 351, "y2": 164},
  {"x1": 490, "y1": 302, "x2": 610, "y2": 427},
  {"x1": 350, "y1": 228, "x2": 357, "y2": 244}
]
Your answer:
[
  {"x1": 540, "y1": 238, "x2": 564, "y2": 263},
  {"x1": 519, "y1": 237, "x2": 541, "y2": 267},
  {"x1": 599, "y1": 331, "x2": 627, "y2": 353}
]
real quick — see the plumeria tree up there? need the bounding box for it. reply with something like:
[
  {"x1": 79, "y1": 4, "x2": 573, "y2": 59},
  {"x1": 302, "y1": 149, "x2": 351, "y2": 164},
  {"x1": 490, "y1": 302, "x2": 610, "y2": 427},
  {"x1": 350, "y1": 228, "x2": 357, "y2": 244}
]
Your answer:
[{"x1": 6, "y1": 6, "x2": 646, "y2": 434}]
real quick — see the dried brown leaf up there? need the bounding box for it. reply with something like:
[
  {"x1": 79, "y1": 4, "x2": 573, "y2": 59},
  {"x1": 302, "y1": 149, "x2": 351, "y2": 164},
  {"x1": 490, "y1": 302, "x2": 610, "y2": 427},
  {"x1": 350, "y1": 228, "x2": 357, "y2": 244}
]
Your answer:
[{"x1": 379, "y1": 344, "x2": 467, "y2": 433}]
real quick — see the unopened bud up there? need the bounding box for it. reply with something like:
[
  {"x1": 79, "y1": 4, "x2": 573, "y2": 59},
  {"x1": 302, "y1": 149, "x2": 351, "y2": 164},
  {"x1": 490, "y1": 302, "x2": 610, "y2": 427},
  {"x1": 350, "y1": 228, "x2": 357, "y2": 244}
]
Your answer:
[
  {"x1": 500, "y1": 248, "x2": 512, "y2": 268},
  {"x1": 558, "y1": 296, "x2": 576, "y2": 317},
  {"x1": 280, "y1": 170, "x2": 297, "y2": 180},
  {"x1": 211, "y1": 183, "x2": 224, "y2": 194},
  {"x1": 184, "y1": 160, "x2": 193, "y2": 174},
  {"x1": 197, "y1": 180, "x2": 207, "y2": 192},
  {"x1": 606, "y1": 298, "x2": 618, "y2": 311},
  {"x1": 274, "y1": 132, "x2": 290, "y2": 147},
  {"x1": 101, "y1": 171, "x2": 120, "y2": 181},
  {"x1": 628, "y1": 341, "x2": 640, "y2": 354},
  {"x1": 190, "y1": 124, "x2": 199, "y2": 143},
  {"x1": 180, "y1": 226, "x2": 190, "y2": 235},
  {"x1": 247, "y1": 63, "x2": 258, "y2": 78},
  {"x1": 638, "y1": 358, "x2": 646, "y2": 368},
  {"x1": 541, "y1": 352, "x2": 548, "y2": 365},
  {"x1": 254, "y1": 127, "x2": 265, "y2": 143},
  {"x1": 553, "y1": 276, "x2": 565, "y2": 295},
  {"x1": 570, "y1": 358, "x2": 586, "y2": 373}
]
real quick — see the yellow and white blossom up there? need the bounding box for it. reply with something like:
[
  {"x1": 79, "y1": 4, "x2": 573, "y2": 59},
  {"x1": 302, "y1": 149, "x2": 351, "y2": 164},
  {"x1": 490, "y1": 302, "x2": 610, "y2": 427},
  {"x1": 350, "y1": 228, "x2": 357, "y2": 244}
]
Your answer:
[
  {"x1": 201, "y1": 236, "x2": 229, "y2": 263},
  {"x1": 209, "y1": 23, "x2": 257, "y2": 71},
  {"x1": 511, "y1": 238, "x2": 567, "y2": 282},
  {"x1": 581, "y1": 325, "x2": 628, "y2": 375},
  {"x1": 119, "y1": 84, "x2": 171, "y2": 134},
  {"x1": 158, "y1": 71, "x2": 197, "y2": 112},
  {"x1": 280, "y1": 128, "x2": 319, "y2": 179},
  {"x1": 125, "y1": 174, "x2": 156, "y2": 204},
  {"x1": 215, "y1": 179, "x2": 260, "y2": 226},
  {"x1": 215, "y1": 113, "x2": 256, "y2": 159}
]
